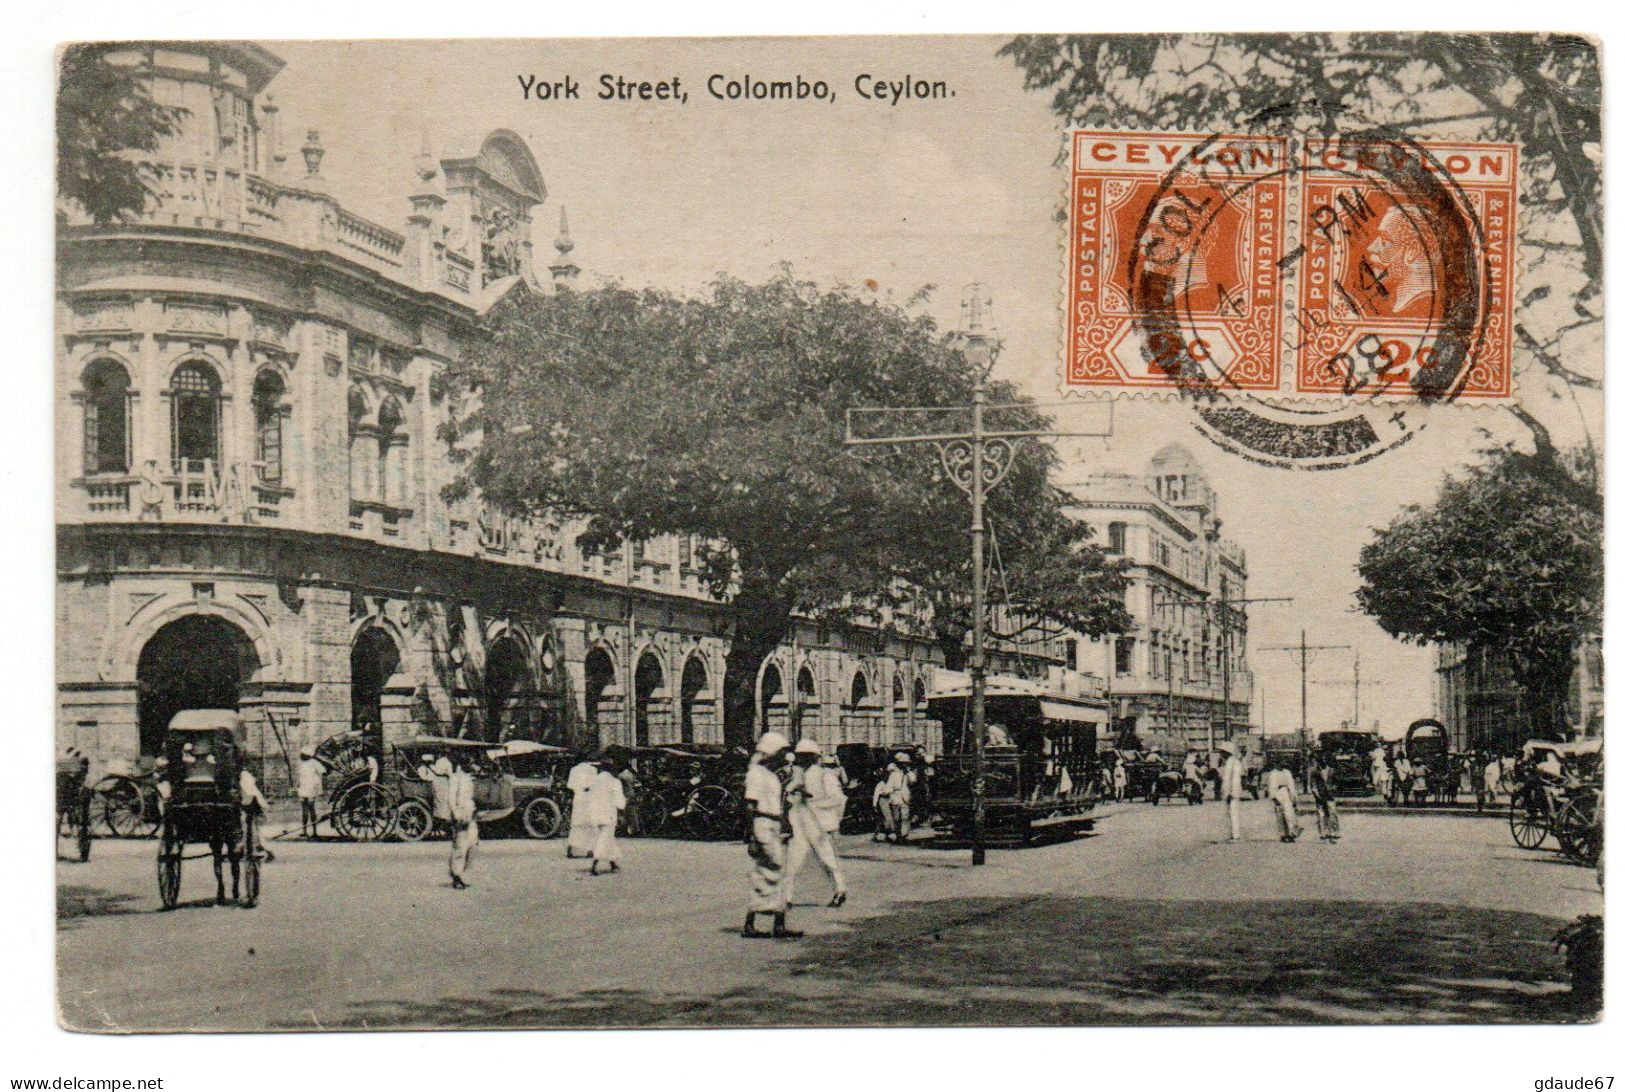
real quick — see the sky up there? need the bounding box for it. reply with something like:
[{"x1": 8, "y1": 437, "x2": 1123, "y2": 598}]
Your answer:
[{"x1": 265, "y1": 36, "x2": 1601, "y2": 740}]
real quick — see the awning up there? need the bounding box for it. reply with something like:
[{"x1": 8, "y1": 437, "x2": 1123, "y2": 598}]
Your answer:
[{"x1": 1040, "y1": 700, "x2": 1107, "y2": 725}]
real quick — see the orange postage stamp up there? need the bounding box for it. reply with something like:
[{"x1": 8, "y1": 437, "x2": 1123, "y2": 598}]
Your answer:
[
  {"x1": 1293, "y1": 140, "x2": 1517, "y2": 400},
  {"x1": 1064, "y1": 128, "x2": 1517, "y2": 406},
  {"x1": 1065, "y1": 131, "x2": 1286, "y2": 393}
]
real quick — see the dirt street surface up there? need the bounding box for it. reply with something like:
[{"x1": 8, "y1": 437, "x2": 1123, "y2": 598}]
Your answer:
[{"x1": 57, "y1": 799, "x2": 1601, "y2": 1029}]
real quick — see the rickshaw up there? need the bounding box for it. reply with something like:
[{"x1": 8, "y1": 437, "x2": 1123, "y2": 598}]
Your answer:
[
  {"x1": 333, "y1": 736, "x2": 515, "y2": 842},
  {"x1": 1510, "y1": 738, "x2": 1602, "y2": 855},
  {"x1": 607, "y1": 744, "x2": 747, "y2": 840},
  {"x1": 92, "y1": 758, "x2": 163, "y2": 838},
  {"x1": 56, "y1": 755, "x2": 92, "y2": 862},
  {"x1": 155, "y1": 710, "x2": 264, "y2": 909}
]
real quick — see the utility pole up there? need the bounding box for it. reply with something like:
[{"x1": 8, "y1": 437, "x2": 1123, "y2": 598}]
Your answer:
[
  {"x1": 1261, "y1": 631, "x2": 1351, "y2": 763},
  {"x1": 1155, "y1": 587, "x2": 1292, "y2": 749},
  {"x1": 845, "y1": 284, "x2": 1112, "y2": 866}
]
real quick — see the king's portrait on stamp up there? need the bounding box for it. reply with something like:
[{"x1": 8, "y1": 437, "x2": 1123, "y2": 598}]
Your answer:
[{"x1": 50, "y1": 32, "x2": 1602, "y2": 1038}]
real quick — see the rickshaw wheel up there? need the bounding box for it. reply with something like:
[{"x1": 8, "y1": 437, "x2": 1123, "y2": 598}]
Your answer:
[
  {"x1": 100, "y1": 780, "x2": 149, "y2": 837},
  {"x1": 521, "y1": 796, "x2": 563, "y2": 840},
  {"x1": 1509, "y1": 793, "x2": 1549, "y2": 850},
  {"x1": 157, "y1": 838, "x2": 182, "y2": 910},
  {"x1": 333, "y1": 782, "x2": 395, "y2": 842},
  {"x1": 684, "y1": 785, "x2": 735, "y2": 840},
  {"x1": 394, "y1": 800, "x2": 433, "y2": 842}
]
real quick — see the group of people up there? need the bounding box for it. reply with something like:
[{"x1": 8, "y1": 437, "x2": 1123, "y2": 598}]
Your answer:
[
  {"x1": 564, "y1": 753, "x2": 629, "y2": 874},
  {"x1": 742, "y1": 733, "x2": 851, "y2": 939},
  {"x1": 1214, "y1": 741, "x2": 1340, "y2": 845}
]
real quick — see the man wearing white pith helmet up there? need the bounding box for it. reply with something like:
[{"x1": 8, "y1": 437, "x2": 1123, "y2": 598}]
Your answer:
[
  {"x1": 741, "y1": 731, "x2": 801, "y2": 939},
  {"x1": 784, "y1": 738, "x2": 849, "y2": 909}
]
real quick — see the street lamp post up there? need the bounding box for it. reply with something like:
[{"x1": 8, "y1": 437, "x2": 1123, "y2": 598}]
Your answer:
[{"x1": 844, "y1": 284, "x2": 1113, "y2": 866}]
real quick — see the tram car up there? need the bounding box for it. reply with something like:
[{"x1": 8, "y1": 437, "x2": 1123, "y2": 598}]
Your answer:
[{"x1": 926, "y1": 670, "x2": 1108, "y2": 845}]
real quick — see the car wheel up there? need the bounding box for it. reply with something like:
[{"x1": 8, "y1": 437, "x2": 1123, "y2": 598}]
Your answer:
[{"x1": 523, "y1": 796, "x2": 564, "y2": 840}]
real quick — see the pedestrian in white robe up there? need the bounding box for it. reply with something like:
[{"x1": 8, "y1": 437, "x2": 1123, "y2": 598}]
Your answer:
[
  {"x1": 1264, "y1": 761, "x2": 1301, "y2": 842},
  {"x1": 784, "y1": 739, "x2": 848, "y2": 908},
  {"x1": 588, "y1": 759, "x2": 626, "y2": 874},
  {"x1": 447, "y1": 755, "x2": 478, "y2": 889},
  {"x1": 1218, "y1": 741, "x2": 1246, "y2": 842},
  {"x1": 566, "y1": 757, "x2": 598, "y2": 858},
  {"x1": 742, "y1": 731, "x2": 800, "y2": 939}
]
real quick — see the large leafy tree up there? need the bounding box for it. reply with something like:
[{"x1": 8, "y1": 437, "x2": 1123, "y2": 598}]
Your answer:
[
  {"x1": 1355, "y1": 448, "x2": 1601, "y2": 737},
  {"x1": 57, "y1": 43, "x2": 184, "y2": 225},
  {"x1": 441, "y1": 272, "x2": 1129, "y2": 747}
]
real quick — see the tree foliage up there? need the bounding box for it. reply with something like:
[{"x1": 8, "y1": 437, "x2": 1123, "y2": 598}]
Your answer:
[
  {"x1": 57, "y1": 43, "x2": 184, "y2": 225},
  {"x1": 1354, "y1": 448, "x2": 1601, "y2": 735},
  {"x1": 441, "y1": 272, "x2": 1129, "y2": 744}
]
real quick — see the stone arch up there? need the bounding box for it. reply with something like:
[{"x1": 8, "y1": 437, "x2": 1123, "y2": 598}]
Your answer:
[
  {"x1": 583, "y1": 644, "x2": 619, "y2": 744},
  {"x1": 484, "y1": 627, "x2": 541, "y2": 743},
  {"x1": 350, "y1": 623, "x2": 403, "y2": 739},
  {"x1": 136, "y1": 612, "x2": 261, "y2": 756},
  {"x1": 758, "y1": 660, "x2": 787, "y2": 737},
  {"x1": 844, "y1": 665, "x2": 881, "y2": 746},
  {"x1": 478, "y1": 129, "x2": 546, "y2": 202},
  {"x1": 112, "y1": 593, "x2": 280, "y2": 684},
  {"x1": 678, "y1": 651, "x2": 711, "y2": 745},
  {"x1": 633, "y1": 648, "x2": 667, "y2": 746}
]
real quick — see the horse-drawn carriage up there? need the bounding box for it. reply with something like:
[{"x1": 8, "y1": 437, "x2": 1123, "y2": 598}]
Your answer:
[
  {"x1": 1401, "y1": 718, "x2": 1458, "y2": 804},
  {"x1": 834, "y1": 742, "x2": 931, "y2": 833},
  {"x1": 1316, "y1": 730, "x2": 1377, "y2": 796},
  {"x1": 155, "y1": 710, "x2": 266, "y2": 909}
]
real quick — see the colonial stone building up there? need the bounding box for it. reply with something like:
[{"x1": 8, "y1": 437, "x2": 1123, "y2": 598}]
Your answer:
[
  {"x1": 1062, "y1": 444, "x2": 1253, "y2": 753},
  {"x1": 1434, "y1": 638, "x2": 1602, "y2": 754},
  {"x1": 56, "y1": 42, "x2": 1057, "y2": 790}
]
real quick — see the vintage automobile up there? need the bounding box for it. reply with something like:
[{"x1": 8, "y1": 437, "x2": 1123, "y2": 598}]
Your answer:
[
  {"x1": 1150, "y1": 762, "x2": 1203, "y2": 805},
  {"x1": 927, "y1": 670, "x2": 1106, "y2": 846},
  {"x1": 496, "y1": 739, "x2": 576, "y2": 839},
  {"x1": 1117, "y1": 751, "x2": 1165, "y2": 802},
  {"x1": 1316, "y1": 730, "x2": 1378, "y2": 796},
  {"x1": 155, "y1": 710, "x2": 265, "y2": 909},
  {"x1": 331, "y1": 736, "x2": 515, "y2": 842}
]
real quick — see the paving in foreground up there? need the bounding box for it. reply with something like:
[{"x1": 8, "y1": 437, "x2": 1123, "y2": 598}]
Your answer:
[{"x1": 57, "y1": 798, "x2": 1602, "y2": 1030}]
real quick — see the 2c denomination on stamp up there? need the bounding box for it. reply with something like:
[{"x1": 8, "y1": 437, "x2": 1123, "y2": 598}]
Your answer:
[{"x1": 1066, "y1": 131, "x2": 1285, "y2": 393}]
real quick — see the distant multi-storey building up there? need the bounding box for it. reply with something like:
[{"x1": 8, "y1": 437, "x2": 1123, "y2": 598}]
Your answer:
[
  {"x1": 1062, "y1": 444, "x2": 1252, "y2": 753},
  {"x1": 55, "y1": 42, "x2": 1059, "y2": 789},
  {"x1": 1434, "y1": 638, "x2": 1602, "y2": 753}
]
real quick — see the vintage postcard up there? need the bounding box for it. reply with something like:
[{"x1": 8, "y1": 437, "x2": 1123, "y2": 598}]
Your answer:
[{"x1": 54, "y1": 33, "x2": 1602, "y2": 1032}]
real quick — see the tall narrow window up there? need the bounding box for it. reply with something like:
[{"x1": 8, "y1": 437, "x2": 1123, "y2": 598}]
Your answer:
[
  {"x1": 81, "y1": 360, "x2": 131, "y2": 474},
  {"x1": 1107, "y1": 521, "x2": 1127, "y2": 553},
  {"x1": 252, "y1": 371, "x2": 286, "y2": 485},
  {"x1": 170, "y1": 362, "x2": 221, "y2": 468},
  {"x1": 1115, "y1": 637, "x2": 1135, "y2": 675},
  {"x1": 348, "y1": 385, "x2": 370, "y2": 500},
  {"x1": 377, "y1": 397, "x2": 404, "y2": 504}
]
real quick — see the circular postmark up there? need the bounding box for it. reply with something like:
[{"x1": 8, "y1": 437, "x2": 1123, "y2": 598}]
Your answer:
[{"x1": 1127, "y1": 101, "x2": 1495, "y2": 470}]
